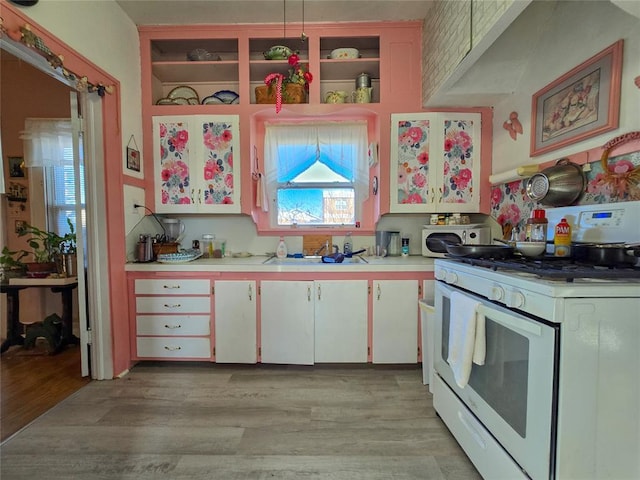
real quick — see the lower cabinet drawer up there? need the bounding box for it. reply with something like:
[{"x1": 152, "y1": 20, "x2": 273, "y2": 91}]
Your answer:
[
  {"x1": 136, "y1": 296, "x2": 211, "y2": 314},
  {"x1": 136, "y1": 315, "x2": 210, "y2": 336},
  {"x1": 135, "y1": 279, "x2": 210, "y2": 295},
  {"x1": 136, "y1": 337, "x2": 211, "y2": 359}
]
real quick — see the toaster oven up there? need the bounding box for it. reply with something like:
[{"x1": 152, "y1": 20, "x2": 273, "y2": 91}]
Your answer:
[{"x1": 421, "y1": 225, "x2": 490, "y2": 257}]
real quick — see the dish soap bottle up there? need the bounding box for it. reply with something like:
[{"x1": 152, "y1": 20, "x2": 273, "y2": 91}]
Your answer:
[
  {"x1": 554, "y1": 218, "x2": 572, "y2": 257},
  {"x1": 276, "y1": 236, "x2": 288, "y2": 259},
  {"x1": 343, "y1": 232, "x2": 352, "y2": 255}
]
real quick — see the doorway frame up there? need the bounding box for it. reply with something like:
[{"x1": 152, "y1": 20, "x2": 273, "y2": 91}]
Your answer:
[{"x1": 2, "y1": 4, "x2": 129, "y2": 379}]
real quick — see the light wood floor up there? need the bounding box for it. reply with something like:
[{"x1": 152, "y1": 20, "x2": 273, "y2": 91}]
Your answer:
[
  {"x1": 0, "y1": 343, "x2": 89, "y2": 442},
  {"x1": 1, "y1": 362, "x2": 481, "y2": 479}
]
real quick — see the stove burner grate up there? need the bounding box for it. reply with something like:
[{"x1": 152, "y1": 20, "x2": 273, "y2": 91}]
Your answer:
[{"x1": 447, "y1": 255, "x2": 640, "y2": 281}]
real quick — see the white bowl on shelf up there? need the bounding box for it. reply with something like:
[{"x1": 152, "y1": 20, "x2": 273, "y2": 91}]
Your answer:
[
  {"x1": 516, "y1": 242, "x2": 546, "y2": 257},
  {"x1": 330, "y1": 48, "x2": 359, "y2": 59}
]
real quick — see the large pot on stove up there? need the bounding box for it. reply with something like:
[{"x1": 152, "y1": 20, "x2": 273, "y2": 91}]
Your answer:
[{"x1": 572, "y1": 242, "x2": 640, "y2": 266}]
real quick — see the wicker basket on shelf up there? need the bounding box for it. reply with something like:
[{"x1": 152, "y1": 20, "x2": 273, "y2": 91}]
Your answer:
[{"x1": 255, "y1": 83, "x2": 306, "y2": 104}]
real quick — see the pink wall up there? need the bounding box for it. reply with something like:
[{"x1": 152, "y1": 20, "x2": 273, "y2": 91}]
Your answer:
[{"x1": 1, "y1": 55, "x2": 72, "y2": 252}]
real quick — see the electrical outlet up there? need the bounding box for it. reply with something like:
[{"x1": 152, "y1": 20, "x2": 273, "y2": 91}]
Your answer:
[{"x1": 131, "y1": 201, "x2": 140, "y2": 215}]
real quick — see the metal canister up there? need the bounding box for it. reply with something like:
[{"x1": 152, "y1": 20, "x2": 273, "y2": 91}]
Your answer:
[
  {"x1": 137, "y1": 234, "x2": 153, "y2": 262},
  {"x1": 356, "y1": 73, "x2": 371, "y2": 88}
]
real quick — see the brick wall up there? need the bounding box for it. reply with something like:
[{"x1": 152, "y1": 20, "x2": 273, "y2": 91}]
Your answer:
[{"x1": 422, "y1": 0, "x2": 515, "y2": 104}]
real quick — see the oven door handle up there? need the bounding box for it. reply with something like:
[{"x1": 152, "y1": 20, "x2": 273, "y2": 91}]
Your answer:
[{"x1": 477, "y1": 305, "x2": 543, "y2": 337}]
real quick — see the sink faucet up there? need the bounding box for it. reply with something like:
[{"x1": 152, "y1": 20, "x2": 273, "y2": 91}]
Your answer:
[
  {"x1": 332, "y1": 244, "x2": 340, "y2": 254},
  {"x1": 314, "y1": 240, "x2": 330, "y2": 255}
]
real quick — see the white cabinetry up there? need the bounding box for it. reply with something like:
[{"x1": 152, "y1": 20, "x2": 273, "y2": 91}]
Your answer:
[
  {"x1": 134, "y1": 278, "x2": 212, "y2": 359},
  {"x1": 260, "y1": 280, "x2": 368, "y2": 365},
  {"x1": 260, "y1": 281, "x2": 314, "y2": 365},
  {"x1": 390, "y1": 112, "x2": 481, "y2": 213},
  {"x1": 214, "y1": 280, "x2": 257, "y2": 363},
  {"x1": 372, "y1": 279, "x2": 419, "y2": 363},
  {"x1": 152, "y1": 115, "x2": 240, "y2": 213},
  {"x1": 314, "y1": 280, "x2": 368, "y2": 363}
]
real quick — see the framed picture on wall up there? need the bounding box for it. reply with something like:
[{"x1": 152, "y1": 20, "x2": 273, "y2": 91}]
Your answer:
[
  {"x1": 530, "y1": 40, "x2": 623, "y2": 157},
  {"x1": 8, "y1": 156, "x2": 26, "y2": 178},
  {"x1": 126, "y1": 146, "x2": 140, "y2": 172}
]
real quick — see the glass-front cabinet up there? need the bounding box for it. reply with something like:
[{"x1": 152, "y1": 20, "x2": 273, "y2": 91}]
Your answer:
[
  {"x1": 390, "y1": 112, "x2": 482, "y2": 213},
  {"x1": 152, "y1": 115, "x2": 241, "y2": 213}
]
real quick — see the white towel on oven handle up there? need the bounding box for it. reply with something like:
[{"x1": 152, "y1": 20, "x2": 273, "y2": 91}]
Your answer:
[{"x1": 448, "y1": 291, "x2": 486, "y2": 388}]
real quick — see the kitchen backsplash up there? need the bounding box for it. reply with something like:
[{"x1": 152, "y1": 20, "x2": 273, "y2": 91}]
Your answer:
[{"x1": 490, "y1": 149, "x2": 640, "y2": 237}]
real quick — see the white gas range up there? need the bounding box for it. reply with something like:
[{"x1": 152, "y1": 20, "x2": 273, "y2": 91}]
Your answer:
[{"x1": 432, "y1": 201, "x2": 640, "y2": 480}]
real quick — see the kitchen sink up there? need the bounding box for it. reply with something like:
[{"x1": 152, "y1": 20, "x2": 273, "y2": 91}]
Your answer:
[{"x1": 264, "y1": 255, "x2": 367, "y2": 265}]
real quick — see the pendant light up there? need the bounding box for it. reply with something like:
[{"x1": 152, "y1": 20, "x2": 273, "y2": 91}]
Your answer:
[
  {"x1": 300, "y1": 0, "x2": 307, "y2": 42},
  {"x1": 283, "y1": 0, "x2": 287, "y2": 40}
]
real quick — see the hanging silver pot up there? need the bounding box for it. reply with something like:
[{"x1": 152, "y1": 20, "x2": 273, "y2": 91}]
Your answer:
[{"x1": 525, "y1": 158, "x2": 586, "y2": 207}]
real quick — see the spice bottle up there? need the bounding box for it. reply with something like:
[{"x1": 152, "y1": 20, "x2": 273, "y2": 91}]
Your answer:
[
  {"x1": 525, "y1": 209, "x2": 548, "y2": 242},
  {"x1": 554, "y1": 218, "x2": 572, "y2": 257}
]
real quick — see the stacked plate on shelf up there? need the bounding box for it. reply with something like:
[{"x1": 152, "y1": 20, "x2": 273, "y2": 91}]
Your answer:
[
  {"x1": 202, "y1": 90, "x2": 239, "y2": 105},
  {"x1": 156, "y1": 85, "x2": 200, "y2": 105}
]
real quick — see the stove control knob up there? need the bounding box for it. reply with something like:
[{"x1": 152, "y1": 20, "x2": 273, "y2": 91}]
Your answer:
[
  {"x1": 489, "y1": 285, "x2": 505, "y2": 301},
  {"x1": 445, "y1": 272, "x2": 458, "y2": 284},
  {"x1": 435, "y1": 268, "x2": 447, "y2": 281},
  {"x1": 507, "y1": 290, "x2": 525, "y2": 308}
]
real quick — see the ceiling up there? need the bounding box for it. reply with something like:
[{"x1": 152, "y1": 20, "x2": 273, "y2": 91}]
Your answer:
[{"x1": 115, "y1": 0, "x2": 433, "y2": 25}]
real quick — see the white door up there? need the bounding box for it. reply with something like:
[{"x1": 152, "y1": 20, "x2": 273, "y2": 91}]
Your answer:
[
  {"x1": 314, "y1": 280, "x2": 368, "y2": 362},
  {"x1": 372, "y1": 279, "x2": 419, "y2": 363},
  {"x1": 214, "y1": 280, "x2": 257, "y2": 363},
  {"x1": 79, "y1": 92, "x2": 112, "y2": 379},
  {"x1": 260, "y1": 280, "x2": 314, "y2": 365},
  {"x1": 70, "y1": 92, "x2": 90, "y2": 377}
]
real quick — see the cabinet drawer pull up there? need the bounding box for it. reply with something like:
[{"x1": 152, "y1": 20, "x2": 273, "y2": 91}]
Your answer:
[
  {"x1": 163, "y1": 303, "x2": 181, "y2": 308},
  {"x1": 377, "y1": 284, "x2": 381, "y2": 300},
  {"x1": 164, "y1": 324, "x2": 182, "y2": 329},
  {"x1": 163, "y1": 285, "x2": 181, "y2": 289},
  {"x1": 164, "y1": 345, "x2": 182, "y2": 351},
  {"x1": 248, "y1": 284, "x2": 253, "y2": 301}
]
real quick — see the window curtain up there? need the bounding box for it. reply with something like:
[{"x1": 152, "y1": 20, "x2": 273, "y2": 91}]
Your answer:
[
  {"x1": 264, "y1": 121, "x2": 369, "y2": 208},
  {"x1": 20, "y1": 118, "x2": 73, "y2": 167}
]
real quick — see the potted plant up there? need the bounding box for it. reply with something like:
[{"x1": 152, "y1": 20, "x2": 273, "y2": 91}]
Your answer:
[
  {"x1": 16, "y1": 218, "x2": 76, "y2": 276},
  {"x1": 256, "y1": 52, "x2": 313, "y2": 113},
  {"x1": 59, "y1": 219, "x2": 78, "y2": 277},
  {"x1": 0, "y1": 246, "x2": 28, "y2": 283}
]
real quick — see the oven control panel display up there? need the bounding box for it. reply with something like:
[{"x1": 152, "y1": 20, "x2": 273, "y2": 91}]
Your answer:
[{"x1": 579, "y1": 208, "x2": 624, "y2": 228}]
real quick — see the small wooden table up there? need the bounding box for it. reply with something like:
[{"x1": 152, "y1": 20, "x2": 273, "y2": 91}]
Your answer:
[{"x1": 0, "y1": 277, "x2": 79, "y2": 354}]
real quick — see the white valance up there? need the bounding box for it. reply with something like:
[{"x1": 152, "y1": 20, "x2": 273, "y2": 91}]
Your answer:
[
  {"x1": 20, "y1": 118, "x2": 73, "y2": 167},
  {"x1": 264, "y1": 121, "x2": 370, "y2": 206}
]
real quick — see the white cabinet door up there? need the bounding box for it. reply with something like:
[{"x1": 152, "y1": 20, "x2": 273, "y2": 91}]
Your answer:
[
  {"x1": 372, "y1": 279, "x2": 419, "y2": 363},
  {"x1": 314, "y1": 280, "x2": 368, "y2": 363},
  {"x1": 214, "y1": 281, "x2": 257, "y2": 363},
  {"x1": 153, "y1": 115, "x2": 241, "y2": 214},
  {"x1": 390, "y1": 112, "x2": 481, "y2": 213},
  {"x1": 260, "y1": 281, "x2": 314, "y2": 365}
]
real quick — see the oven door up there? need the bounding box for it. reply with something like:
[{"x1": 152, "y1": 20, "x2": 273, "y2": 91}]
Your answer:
[{"x1": 434, "y1": 281, "x2": 559, "y2": 480}]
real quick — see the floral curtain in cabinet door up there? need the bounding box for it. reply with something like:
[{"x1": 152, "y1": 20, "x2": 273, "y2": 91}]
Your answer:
[
  {"x1": 396, "y1": 119, "x2": 430, "y2": 204},
  {"x1": 199, "y1": 121, "x2": 234, "y2": 205},
  {"x1": 440, "y1": 119, "x2": 475, "y2": 204},
  {"x1": 159, "y1": 121, "x2": 191, "y2": 205}
]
